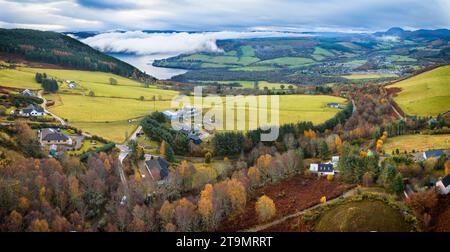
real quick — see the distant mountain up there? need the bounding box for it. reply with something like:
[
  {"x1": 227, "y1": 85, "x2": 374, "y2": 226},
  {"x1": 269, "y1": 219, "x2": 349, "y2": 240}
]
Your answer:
[
  {"x1": 374, "y1": 27, "x2": 450, "y2": 41},
  {"x1": 0, "y1": 29, "x2": 157, "y2": 82}
]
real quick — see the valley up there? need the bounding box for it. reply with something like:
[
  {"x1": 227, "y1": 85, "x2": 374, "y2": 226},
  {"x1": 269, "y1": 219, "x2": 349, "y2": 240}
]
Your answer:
[{"x1": 0, "y1": 27, "x2": 449, "y2": 235}]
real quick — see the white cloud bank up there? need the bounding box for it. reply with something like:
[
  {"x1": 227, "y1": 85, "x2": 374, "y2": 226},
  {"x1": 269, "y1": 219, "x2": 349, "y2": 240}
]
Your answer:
[{"x1": 81, "y1": 31, "x2": 312, "y2": 55}]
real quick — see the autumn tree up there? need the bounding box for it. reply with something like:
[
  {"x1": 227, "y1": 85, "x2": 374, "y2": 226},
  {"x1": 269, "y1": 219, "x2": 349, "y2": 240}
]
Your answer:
[
  {"x1": 29, "y1": 219, "x2": 49, "y2": 232},
  {"x1": 174, "y1": 198, "x2": 197, "y2": 232},
  {"x1": 198, "y1": 184, "x2": 218, "y2": 231},
  {"x1": 247, "y1": 166, "x2": 261, "y2": 188},
  {"x1": 445, "y1": 160, "x2": 450, "y2": 176},
  {"x1": 159, "y1": 200, "x2": 175, "y2": 226},
  {"x1": 406, "y1": 189, "x2": 438, "y2": 229},
  {"x1": 160, "y1": 140, "x2": 166, "y2": 156},
  {"x1": 255, "y1": 195, "x2": 276, "y2": 223}
]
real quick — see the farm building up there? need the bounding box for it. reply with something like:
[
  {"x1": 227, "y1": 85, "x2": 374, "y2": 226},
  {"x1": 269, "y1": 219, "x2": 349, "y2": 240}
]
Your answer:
[
  {"x1": 19, "y1": 104, "x2": 44, "y2": 117},
  {"x1": 21, "y1": 89, "x2": 35, "y2": 97},
  {"x1": 327, "y1": 103, "x2": 343, "y2": 109},
  {"x1": 423, "y1": 149, "x2": 445, "y2": 159},
  {"x1": 145, "y1": 156, "x2": 170, "y2": 181},
  {"x1": 436, "y1": 174, "x2": 450, "y2": 195},
  {"x1": 163, "y1": 110, "x2": 178, "y2": 120},
  {"x1": 40, "y1": 128, "x2": 73, "y2": 146},
  {"x1": 310, "y1": 163, "x2": 335, "y2": 176}
]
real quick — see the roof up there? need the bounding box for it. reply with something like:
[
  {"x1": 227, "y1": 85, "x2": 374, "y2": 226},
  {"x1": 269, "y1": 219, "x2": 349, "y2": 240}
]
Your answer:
[
  {"x1": 424, "y1": 149, "x2": 444, "y2": 158},
  {"x1": 22, "y1": 89, "x2": 34, "y2": 96},
  {"x1": 42, "y1": 130, "x2": 69, "y2": 142},
  {"x1": 442, "y1": 174, "x2": 450, "y2": 188},
  {"x1": 22, "y1": 104, "x2": 44, "y2": 113},
  {"x1": 145, "y1": 157, "x2": 169, "y2": 179},
  {"x1": 318, "y1": 163, "x2": 334, "y2": 172},
  {"x1": 188, "y1": 133, "x2": 201, "y2": 141},
  {"x1": 327, "y1": 103, "x2": 339, "y2": 106}
]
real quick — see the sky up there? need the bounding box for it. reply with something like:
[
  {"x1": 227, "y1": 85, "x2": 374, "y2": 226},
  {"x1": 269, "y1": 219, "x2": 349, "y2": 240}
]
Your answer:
[{"x1": 0, "y1": 0, "x2": 449, "y2": 32}]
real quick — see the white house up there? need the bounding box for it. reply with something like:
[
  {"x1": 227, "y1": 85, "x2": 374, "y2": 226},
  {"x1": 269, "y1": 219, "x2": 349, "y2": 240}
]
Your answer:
[
  {"x1": 163, "y1": 110, "x2": 178, "y2": 121},
  {"x1": 310, "y1": 163, "x2": 335, "y2": 176},
  {"x1": 19, "y1": 104, "x2": 45, "y2": 117},
  {"x1": 331, "y1": 156, "x2": 340, "y2": 167},
  {"x1": 436, "y1": 174, "x2": 450, "y2": 195},
  {"x1": 21, "y1": 89, "x2": 35, "y2": 97}
]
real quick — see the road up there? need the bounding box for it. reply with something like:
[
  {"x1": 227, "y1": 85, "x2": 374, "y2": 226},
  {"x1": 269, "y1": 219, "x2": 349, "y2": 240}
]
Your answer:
[
  {"x1": 38, "y1": 91, "x2": 67, "y2": 126},
  {"x1": 240, "y1": 187, "x2": 358, "y2": 232},
  {"x1": 115, "y1": 125, "x2": 143, "y2": 200},
  {"x1": 351, "y1": 99, "x2": 357, "y2": 113}
]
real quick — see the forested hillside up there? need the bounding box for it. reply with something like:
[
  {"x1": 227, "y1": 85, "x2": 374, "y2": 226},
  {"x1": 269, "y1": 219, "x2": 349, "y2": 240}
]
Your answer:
[{"x1": 0, "y1": 29, "x2": 156, "y2": 83}]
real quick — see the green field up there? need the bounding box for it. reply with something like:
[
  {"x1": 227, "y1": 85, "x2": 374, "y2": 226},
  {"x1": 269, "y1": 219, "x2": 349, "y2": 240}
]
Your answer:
[
  {"x1": 389, "y1": 65, "x2": 450, "y2": 116},
  {"x1": 315, "y1": 200, "x2": 410, "y2": 232},
  {"x1": 1, "y1": 67, "x2": 346, "y2": 143},
  {"x1": 257, "y1": 57, "x2": 316, "y2": 66},
  {"x1": 342, "y1": 73, "x2": 398, "y2": 80},
  {"x1": 181, "y1": 53, "x2": 259, "y2": 66},
  {"x1": 0, "y1": 68, "x2": 41, "y2": 89},
  {"x1": 196, "y1": 80, "x2": 294, "y2": 90},
  {"x1": 387, "y1": 55, "x2": 417, "y2": 62},
  {"x1": 46, "y1": 92, "x2": 345, "y2": 141},
  {"x1": 45, "y1": 93, "x2": 172, "y2": 142},
  {"x1": 383, "y1": 134, "x2": 450, "y2": 153},
  {"x1": 230, "y1": 66, "x2": 277, "y2": 72}
]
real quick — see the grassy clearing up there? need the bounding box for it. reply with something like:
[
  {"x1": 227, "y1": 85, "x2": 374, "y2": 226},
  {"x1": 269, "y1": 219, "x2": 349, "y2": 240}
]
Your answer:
[
  {"x1": 67, "y1": 139, "x2": 106, "y2": 156},
  {"x1": 387, "y1": 55, "x2": 417, "y2": 62},
  {"x1": 181, "y1": 54, "x2": 259, "y2": 66},
  {"x1": 230, "y1": 66, "x2": 277, "y2": 71},
  {"x1": 45, "y1": 93, "x2": 172, "y2": 142},
  {"x1": 315, "y1": 200, "x2": 410, "y2": 232},
  {"x1": 343, "y1": 73, "x2": 398, "y2": 79},
  {"x1": 0, "y1": 67, "x2": 179, "y2": 100},
  {"x1": 313, "y1": 47, "x2": 334, "y2": 57},
  {"x1": 389, "y1": 65, "x2": 450, "y2": 116},
  {"x1": 46, "y1": 93, "x2": 345, "y2": 141},
  {"x1": 0, "y1": 68, "x2": 41, "y2": 89},
  {"x1": 383, "y1": 134, "x2": 450, "y2": 153},
  {"x1": 257, "y1": 57, "x2": 315, "y2": 66}
]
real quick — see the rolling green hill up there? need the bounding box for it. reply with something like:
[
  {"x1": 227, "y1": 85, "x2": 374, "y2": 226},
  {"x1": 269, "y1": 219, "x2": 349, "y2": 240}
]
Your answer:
[
  {"x1": 389, "y1": 65, "x2": 450, "y2": 116},
  {"x1": 0, "y1": 28, "x2": 156, "y2": 82}
]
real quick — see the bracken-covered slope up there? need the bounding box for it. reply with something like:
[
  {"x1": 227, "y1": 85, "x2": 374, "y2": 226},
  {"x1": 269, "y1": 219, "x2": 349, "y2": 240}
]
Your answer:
[{"x1": 0, "y1": 28, "x2": 156, "y2": 83}]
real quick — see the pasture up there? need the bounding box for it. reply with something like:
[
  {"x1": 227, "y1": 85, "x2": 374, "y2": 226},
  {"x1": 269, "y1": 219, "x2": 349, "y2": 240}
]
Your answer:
[
  {"x1": 388, "y1": 65, "x2": 450, "y2": 116},
  {"x1": 383, "y1": 134, "x2": 450, "y2": 153},
  {"x1": 342, "y1": 73, "x2": 398, "y2": 79},
  {"x1": 46, "y1": 92, "x2": 346, "y2": 141},
  {"x1": 257, "y1": 57, "x2": 316, "y2": 66}
]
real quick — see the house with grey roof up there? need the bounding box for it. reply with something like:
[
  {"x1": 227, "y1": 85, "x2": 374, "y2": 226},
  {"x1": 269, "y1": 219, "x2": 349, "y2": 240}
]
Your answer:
[
  {"x1": 19, "y1": 104, "x2": 44, "y2": 117},
  {"x1": 436, "y1": 174, "x2": 450, "y2": 195},
  {"x1": 144, "y1": 156, "x2": 170, "y2": 181},
  {"x1": 40, "y1": 128, "x2": 73, "y2": 146},
  {"x1": 423, "y1": 149, "x2": 445, "y2": 159}
]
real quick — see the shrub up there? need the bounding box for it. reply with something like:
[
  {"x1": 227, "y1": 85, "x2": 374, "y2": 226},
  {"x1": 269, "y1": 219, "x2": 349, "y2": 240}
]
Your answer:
[
  {"x1": 326, "y1": 174, "x2": 334, "y2": 181},
  {"x1": 255, "y1": 195, "x2": 276, "y2": 223}
]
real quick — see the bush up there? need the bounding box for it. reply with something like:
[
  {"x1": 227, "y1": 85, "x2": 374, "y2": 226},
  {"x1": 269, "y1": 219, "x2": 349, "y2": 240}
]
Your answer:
[
  {"x1": 255, "y1": 195, "x2": 276, "y2": 223},
  {"x1": 326, "y1": 174, "x2": 334, "y2": 181},
  {"x1": 204, "y1": 152, "x2": 212, "y2": 163}
]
